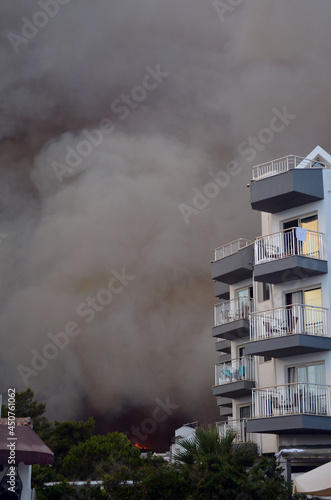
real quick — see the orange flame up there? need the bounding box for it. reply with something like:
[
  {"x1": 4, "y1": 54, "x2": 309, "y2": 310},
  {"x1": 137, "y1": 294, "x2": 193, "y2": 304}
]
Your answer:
[{"x1": 134, "y1": 443, "x2": 148, "y2": 450}]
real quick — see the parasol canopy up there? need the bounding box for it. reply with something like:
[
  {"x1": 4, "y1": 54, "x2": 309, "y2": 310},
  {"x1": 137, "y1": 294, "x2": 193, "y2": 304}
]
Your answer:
[
  {"x1": 293, "y1": 460, "x2": 331, "y2": 496},
  {"x1": 0, "y1": 424, "x2": 54, "y2": 466}
]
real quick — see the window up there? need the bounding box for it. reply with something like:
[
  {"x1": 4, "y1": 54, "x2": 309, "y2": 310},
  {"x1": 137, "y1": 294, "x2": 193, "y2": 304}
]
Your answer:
[
  {"x1": 283, "y1": 213, "x2": 319, "y2": 258},
  {"x1": 285, "y1": 287, "x2": 322, "y2": 334},
  {"x1": 262, "y1": 283, "x2": 270, "y2": 301},
  {"x1": 236, "y1": 286, "x2": 253, "y2": 317},
  {"x1": 288, "y1": 363, "x2": 324, "y2": 385},
  {"x1": 238, "y1": 346, "x2": 245, "y2": 359},
  {"x1": 283, "y1": 213, "x2": 318, "y2": 232},
  {"x1": 287, "y1": 363, "x2": 326, "y2": 414},
  {"x1": 239, "y1": 405, "x2": 251, "y2": 420}
]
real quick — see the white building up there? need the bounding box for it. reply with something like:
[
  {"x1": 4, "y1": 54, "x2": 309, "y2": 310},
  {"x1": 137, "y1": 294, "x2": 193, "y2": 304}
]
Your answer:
[
  {"x1": 211, "y1": 146, "x2": 331, "y2": 477},
  {"x1": 170, "y1": 423, "x2": 198, "y2": 463}
]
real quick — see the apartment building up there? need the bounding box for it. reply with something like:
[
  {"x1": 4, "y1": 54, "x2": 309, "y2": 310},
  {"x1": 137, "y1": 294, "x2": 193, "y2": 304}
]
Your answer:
[{"x1": 211, "y1": 146, "x2": 331, "y2": 477}]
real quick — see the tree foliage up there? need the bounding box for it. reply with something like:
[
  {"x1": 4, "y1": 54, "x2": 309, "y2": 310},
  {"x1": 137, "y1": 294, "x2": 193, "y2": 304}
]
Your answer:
[
  {"x1": 62, "y1": 431, "x2": 141, "y2": 480},
  {"x1": 1, "y1": 387, "x2": 50, "y2": 436},
  {"x1": 45, "y1": 417, "x2": 95, "y2": 469},
  {"x1": 174, "y1": 426, "x2": 310, "y2": 500},
  {"x1": 5, "y1": 391, "x2": 313, "y2": 499}
]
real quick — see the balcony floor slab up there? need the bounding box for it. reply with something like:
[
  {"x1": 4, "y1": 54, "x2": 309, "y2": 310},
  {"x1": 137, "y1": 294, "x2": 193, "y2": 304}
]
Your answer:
[
  {"x1": 211, "y1": 245, "x2": 254, "y2": 284},
  {"x1": 215, "y1": 339, "x2": 231, "y2": 354},
  {"x1": 250, "y1": 168, "x2": 324, "y2": 214},
  {"x1": 212, "y1": 319, "x2": 249, "y2": 340},
  {"x1": 212, "y1": 380, "x2": 255, "y2": 399},
  {"x1": 245, "y1": 334, "x2": 331, "y2": 358},
  {"x1": 247, "y1": 415, "x2": 331, "y2": 435},
  {"x1": 216, "y1": 397, "x2": 232, "y2": 408},
  {"x1": 254, "y1": 255, "x2": 328, "y2": 284}
]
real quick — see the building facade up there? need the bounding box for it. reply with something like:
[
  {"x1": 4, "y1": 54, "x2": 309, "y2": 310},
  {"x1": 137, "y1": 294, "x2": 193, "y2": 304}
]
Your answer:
[{"x1": 211, "y1": 146, "x2": 331, "y2": 476}]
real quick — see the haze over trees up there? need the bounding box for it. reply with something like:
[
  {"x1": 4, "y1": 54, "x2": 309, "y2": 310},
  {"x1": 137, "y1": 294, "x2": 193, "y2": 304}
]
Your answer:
[{"x1": 2, "y1": 389, "x2": 314, "y2": 499}]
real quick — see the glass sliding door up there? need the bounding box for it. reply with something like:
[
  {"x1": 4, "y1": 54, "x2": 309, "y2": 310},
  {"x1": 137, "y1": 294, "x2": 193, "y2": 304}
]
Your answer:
[
  {"x1": 288, "y1": 363, "x2": 325, "y2": 413},
  {"x1": 282, "y1": 213, "x2": 318, "y2": 257},
  {"x1": 236, "y1": 286, "x2": 253, "y2": 319},
  {"x1": 303, "y1": 288, "x2": 322, "y2": 334},
  {"x1": 301, "y1": 214, "x2": 319, "y2": 257}
]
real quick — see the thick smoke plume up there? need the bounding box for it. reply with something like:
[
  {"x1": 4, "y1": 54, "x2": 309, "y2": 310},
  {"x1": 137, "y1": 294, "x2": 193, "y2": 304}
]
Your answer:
[{"x1": 1, "y1": 0, "x2": 331, "y2": 444}]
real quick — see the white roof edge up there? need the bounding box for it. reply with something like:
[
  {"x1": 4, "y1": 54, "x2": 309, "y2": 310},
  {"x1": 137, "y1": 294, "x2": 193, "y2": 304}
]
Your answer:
[{"x1": 305, "y1": 145, "x2": 331, "y2": 164}]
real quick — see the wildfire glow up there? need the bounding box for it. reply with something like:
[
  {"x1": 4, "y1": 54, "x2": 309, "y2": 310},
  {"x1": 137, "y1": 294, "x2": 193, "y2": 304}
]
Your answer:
[{"x1": 134, "y1": 443, "x2": 148, "y2": 450}]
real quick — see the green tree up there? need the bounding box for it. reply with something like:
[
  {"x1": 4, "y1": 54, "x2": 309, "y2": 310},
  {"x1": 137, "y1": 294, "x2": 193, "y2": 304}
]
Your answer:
[
  {"x1": 62, "y1": 431, "x2": 141, "y2": 480},
  {"x1": 137, "y1": 460, "x2": 190, "y2": 500},
  {"x1": 102, "y1": 454, "x2": 189, "y2": 500},
  {"x1": 45, "y1": 417, "x2": 95, "y2": 470},
  {"x1": 1, "y1": 387, "x2": 51, "y2": 437},
  {"x1": 174, "y1": 426, "x2": 257, "y2": 499},
  {"x1": 173, "y1": 426, "x2": 309, "y2": 500},
  {"x1": 35, "y1": 480, "x2": 107, "y2": 500}
]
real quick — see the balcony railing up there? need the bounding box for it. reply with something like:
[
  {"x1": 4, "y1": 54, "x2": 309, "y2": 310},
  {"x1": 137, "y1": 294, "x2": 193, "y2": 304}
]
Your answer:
[
  {"x1": 252, "y1": 383, "x2": 331, "y2": 418},
  {"x1": 218, "y1": 419, "x2": 253, "y2": 443},
  {"x1": 214, "y1": 297, "x2": 253, "y2": 327},
  {"x1": 214, "y1": 238, "x2": 252, "y2": 261},
  {"x1": 250, "y1": 304, "x2": 329, "y2": 341},
  {"x1": 215, "y1": 356, "x2": 255, "y2": 386},
  {"x1": 255, "y1": 228, "x2": 325, "y2": 265},
  {"x1": 252, "y1": 155, "x2": 331, "y2": 181}
]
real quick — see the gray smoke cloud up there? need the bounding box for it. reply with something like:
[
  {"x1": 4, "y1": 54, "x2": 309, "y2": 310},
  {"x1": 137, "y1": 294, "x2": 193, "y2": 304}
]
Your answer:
[{"x1": 1, "y1": 0, "x2": 331, "y2": 429}]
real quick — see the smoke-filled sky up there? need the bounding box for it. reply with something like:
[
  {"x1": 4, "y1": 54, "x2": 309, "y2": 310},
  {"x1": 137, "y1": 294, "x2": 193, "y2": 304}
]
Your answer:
[{"x1": 1, "y1": 0, "x2": 331, "y2": 448}]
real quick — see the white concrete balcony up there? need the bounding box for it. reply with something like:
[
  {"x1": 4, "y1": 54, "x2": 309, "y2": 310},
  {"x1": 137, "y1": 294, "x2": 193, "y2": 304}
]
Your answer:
[
  {"x1": 214, "y1": 238, "x2": 252, "y2": 261},
  {"x1": 254, "y1": 228, "x2": 327, "y2": 284},
  {"x1": 250, "y1": 304, "x2": 328, "y2": 340},
  {"x1": 250, "y1": 155, "x2": 326, "y2": 213},
  {"x1": 213, "y1": 298, "x2": 253, "y2": 341},
  {"x1": 213, "y1": 356, "x2": 255, "y2": 399},
  {"x1": 215, "y1": 356, "x2": 255, "y2": 385},
  {"x1": 214, "y1": 297, "x2": 253, "y2": 327},
  {"x1": 255, "y1": 228, "x2": 325, "y2": 264},
  {"x1": 252, "y1": 155, "x2": 331, "y2": 181},
  {"x1": 211, "y1": 240, "x2": 254, "y2": 285},
  {"x1": 218, "y1": 419, "x2": 253, "y2": 443},
  {"x1": 246, "y1": 304, "x2": 331, "y2": 358},
  {"x1": 248, "y1": 383, "x2": 331, "y2": 435},
  {"x1": 252, "y1": 383, "x2": 331, "y2": 418}
]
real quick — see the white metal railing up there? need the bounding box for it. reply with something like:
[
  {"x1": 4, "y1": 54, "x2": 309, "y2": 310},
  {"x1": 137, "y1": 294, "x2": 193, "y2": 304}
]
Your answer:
[
  {"x1": 252, "y1": 383, "x2": 331, "y2": 418},
  {"x1": 250, "y1": 304, "x2": 328, "y2": 341},
  {"x1": 252, "y1": 155, "x2": 331, "y2": 181},
  {"x1": 215, "y1": 356, "x2": 255, "y2": 386},
  {"x1": 218, "y1": 419, "x2": 253, "y2": 443},
  {"x1": 214, "y1": 297, "x2": 253, "y2": 326},
  {"x1": 214, "y1": 238, "x2": 252, "y2": 261},
  {"x1": 255, "y1": 228, "x2": 325, "y2": 264}
]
